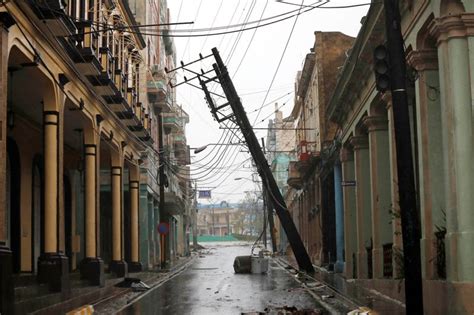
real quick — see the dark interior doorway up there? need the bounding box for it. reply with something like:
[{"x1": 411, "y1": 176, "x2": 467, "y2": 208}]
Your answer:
[{"x1": 7, "y1": 137, "x2": 21, "y2": 273}]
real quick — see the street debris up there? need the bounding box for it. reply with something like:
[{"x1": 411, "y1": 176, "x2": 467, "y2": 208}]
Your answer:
[
  {"x1": 131, "y1": 281, "x2": 150, "y2": 292},
  {"x1": 321, "y1": 294, "x2": 334, "y2": 300},
  {"x1": 242, "y1": 305, "x2": 323, "y2": 314},
  {"x1": 115, "y1": 278, "x2": 150, "y2": 292},
  {"x1": 347, "y1": 307, "x2": 379, "y2": 314}
]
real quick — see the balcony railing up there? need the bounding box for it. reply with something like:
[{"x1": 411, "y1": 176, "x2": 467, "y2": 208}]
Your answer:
[
  {"x1": 287, "y1": 161, "x2": 303, "y2": 189},
  {"x1": 162, "y1": 112, "x2": 180, "y2": 134}
]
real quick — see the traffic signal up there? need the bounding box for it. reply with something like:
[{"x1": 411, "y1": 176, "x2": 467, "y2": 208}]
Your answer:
[{"x1": 373, "y1": 45, "x2": 391, "y2": 92}]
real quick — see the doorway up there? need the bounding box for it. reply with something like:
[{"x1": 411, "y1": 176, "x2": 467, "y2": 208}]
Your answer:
[
  {"x1": 31, "y1": 156, "x2": 43, "y2": 273},
  {"x1": 7, "y1": 137, "x2": 21, "y2": 273}
]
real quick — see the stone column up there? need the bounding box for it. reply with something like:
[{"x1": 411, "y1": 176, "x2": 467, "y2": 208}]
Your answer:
[
  {"x1": 407, "y1": 49, "x2": 445, "y2": 279},
  {"x1": 37, "y1": 111, "x2": 70, "y2": 293},
  {"x1": 79, "y1": 137, "x2": 104, "y2": 286},
  {"x1": 341, "y1": 146, "x2": 357, "y2": 278},
  {"x1": 430, "y1": 14, "x2": 474, "y2": 282},
  {"x1": 128, "y1": 165, "x2": 142, "y2": 272},
  {"x1": 0, "y1": 19, "x2": 13, "y2": 315},
  {"x1": 109, "y1": 158, "x2": 127, "y2": 277},
  {"x1": 364, "y1": 115, "x2": 392, "y2": 279},
  {"x1": 333, "y1": 160, "x2": 344, "y2": 273},
  {"x1": 350, "y1": 135, "x2": 371, "y2": 278}
]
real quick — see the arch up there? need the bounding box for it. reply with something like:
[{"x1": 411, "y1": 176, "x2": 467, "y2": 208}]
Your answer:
[
  {"x1": 417, "y1": 14, "x2": 437, "y2": 50},
  {"x1": 7, "y1": 45, "x2": 60, "y2": 118},
  {"x1": 7, "y1": 137, "x2": 21, "y2": 273},
  {"x1": 31, "y1": 155, "x2": 43, "y2": 273}
]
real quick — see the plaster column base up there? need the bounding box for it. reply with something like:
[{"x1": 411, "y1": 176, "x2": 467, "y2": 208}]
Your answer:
[
  {"x1": 109, "y1": 260, "x2": 128, "y2": 278},
  {"x1": 372, "y1": 247, "x2": 384, "y2": 278},
  {"x1": 357, "y1": 251, "x2": 368, "y2": 279},
  {"x1": 79, "y1": 257, "x2": 105, "y2": 287},
  {"x1": 37, "y1": 253, "x2": 70, "y2": 296},
  {"x1": 0, "y1": 247, "x2": 13, "y2": 314},
  {"x1": 420, "y1": 238, "x2": 436, "y2": 279},
  {"x1": 455, "y1": 231, "x2": 474, "y2": 281},
  {"x1": 334, "y1": 260, "x2": 345, "y2": 273},
  {"x1": 128, "y1": 261, "x2": 143, "y2": 273},
  {"x1": 344, "y1": 254, "x2": 354, "y2": 278},
  {"x1": 446, "y1": 232, "x2": 458, "y2": 281}
]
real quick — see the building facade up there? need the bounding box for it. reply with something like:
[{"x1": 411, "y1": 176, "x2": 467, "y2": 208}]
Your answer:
[
  {"x1": 197, "y1": 202, "x2": 244, "y2": 237},
  {"x1": 0, "y1": 0, "x2": 190, "y2": 313},
  {"x1": 327, "y1": 1, "x2": 474, "y2": 312},
  {"x1": 284, "y1": 31, "x2": 354, "y2": 268},
  {"x1": 275, "y1": 0, "x2": 474, "y2": 313},
  {"x1": 266, "y1": 104, "x2": 296, "y2": 252}
]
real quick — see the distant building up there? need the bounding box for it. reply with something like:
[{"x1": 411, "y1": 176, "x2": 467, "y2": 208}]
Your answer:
[{"x1": 197, "y1": 201, "x2": 245, "y2": 236}]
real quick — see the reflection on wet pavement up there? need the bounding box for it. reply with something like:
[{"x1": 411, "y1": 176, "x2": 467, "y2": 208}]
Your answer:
[{"x1": 119, "y1": 242, "x2": 322, "y2": 315}]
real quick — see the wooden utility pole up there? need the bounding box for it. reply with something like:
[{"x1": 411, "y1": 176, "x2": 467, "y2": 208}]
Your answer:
[
  {"x1": 383, "y1": 1, "x2": 423, "y2": 313},
  {"x1": 202, "y1": 48, "x2": 314, "y2": 273}
]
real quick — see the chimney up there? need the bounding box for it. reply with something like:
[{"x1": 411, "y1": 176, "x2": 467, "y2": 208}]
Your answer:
[{"x1": 275, "y1": 103, "x2": 283, "y2": 121}]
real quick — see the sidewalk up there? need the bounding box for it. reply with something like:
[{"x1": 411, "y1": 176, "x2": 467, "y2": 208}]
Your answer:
[
  {"x1": 276, "y1": 255, "x2": 405, "y2": 315},
  {"x1": 91, "y1": 254, "x2": 196, "y2": 314}
]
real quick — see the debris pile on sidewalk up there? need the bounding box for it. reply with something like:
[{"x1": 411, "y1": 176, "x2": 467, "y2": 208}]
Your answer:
[{"x1": 115, "y1": 277, "x2": 151, "y2": 291}]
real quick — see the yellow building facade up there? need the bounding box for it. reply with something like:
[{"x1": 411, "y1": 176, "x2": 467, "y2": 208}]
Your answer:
[{"x1": 0, "y1": 0, "x2": 159, "y2": 312}]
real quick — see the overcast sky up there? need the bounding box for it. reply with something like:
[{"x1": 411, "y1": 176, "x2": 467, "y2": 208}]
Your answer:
[{"x1": 166, "y1": 0, "x2": 370, "y2": 204}]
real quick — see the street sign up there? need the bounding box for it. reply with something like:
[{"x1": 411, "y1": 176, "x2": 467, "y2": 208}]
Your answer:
[
  {"x1": 157, "y1": 222, "x2": 170, "y2": 235},
  {"x1": 341, "y1": 180, "x2": 356, "y2": 187},
  {"x1": 198, "y1": 190, "x2": 212, "y2": 199}
]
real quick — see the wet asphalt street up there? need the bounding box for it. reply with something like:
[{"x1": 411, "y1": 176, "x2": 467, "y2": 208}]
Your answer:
[{"x1": 119, "y1": 242, "x2": 322, "y2": 315}]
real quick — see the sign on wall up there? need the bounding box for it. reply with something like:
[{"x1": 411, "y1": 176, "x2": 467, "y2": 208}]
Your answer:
[{"x1": 198, "y1": 190, "x2": 212, "y2": 199}]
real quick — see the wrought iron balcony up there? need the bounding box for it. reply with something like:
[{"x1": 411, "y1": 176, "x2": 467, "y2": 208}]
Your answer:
[
  {"x1": 72, "y1": 21, "x2": 101, "y2": 76},
  {"x1": 164, "y1": 191, "x2": 185, "y2": 215},
  {"x1": 29, "y1": 0, "x2": 77, "y2": 36},
  {"x1": 162, "y1": 112, "x2": 180, "y2": 134}
]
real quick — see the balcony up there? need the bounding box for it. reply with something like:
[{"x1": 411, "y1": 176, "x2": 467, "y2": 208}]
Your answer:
[
  {"x1": 175, "y1": 147, "x2": 190, "y2": 166},
  {"x1": 99, "y1": 47, "x2": 114, "y2": 78},
  {"x1": 164, "y1": 191, "x2": 185, "y2": 215},
  {"x1": 88, "y1": 72, "x2": 118, "y2": 96},
  {"x1": 287, "y1": 161, "x2": 303, "y2": 190},
  {"x1": 296, "y1": 140, "x2": 320, "y2": 173},
  {"x1": 116, "y1": 109, "x2": 140, "y2": 127},
  {"x1": 147, "y1": 79, "x2": 171, "y2": 111},
  {"x1": 29, "y1": 0, "x2": 77, "y2": 36},
  {"x1": 162, "y1": 112, "x2": 180, "y2": 134},
  {"x1": 173, "y1": 133, "x2": 186, "y2": 147},
  {"x1": 72, "y1": 21, "x2": 101, "y2": 76}
]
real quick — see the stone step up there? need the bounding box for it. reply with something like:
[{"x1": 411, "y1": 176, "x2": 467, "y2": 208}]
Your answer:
[
  {"x1": 14, "y1": 291, "x2": 62, "y2": 315},
  {"x1": 14, "y1": 283, "x2": 49, "y2": 302}
]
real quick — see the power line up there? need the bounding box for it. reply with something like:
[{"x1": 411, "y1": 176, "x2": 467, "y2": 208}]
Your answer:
[
  {"x1": 92, "y1": 0, "x2": 328, "y2": 38},
  {"x1": 253, "y1": 0, "x2": 316, "y2": 125},
  {"x1": 232, "y1": 0, "x2": 269, "y2": 79}
]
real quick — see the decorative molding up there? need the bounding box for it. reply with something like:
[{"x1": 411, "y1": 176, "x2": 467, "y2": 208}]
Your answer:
[
  {"x1": 340, "y1": 146, "x2": 354, "y2": 162},
  {"x1": 363, "y1": 115, "x2": 388, "y2": 132},
  {"x1": 349, "y1": 135, "x2": 369, "y2": 150},
  {"x1": 429, "y1": 13, "x2": 474, "y2": 43},
  {"x1": 406, "y1": 49, "x2": 439, "y2": 71}
]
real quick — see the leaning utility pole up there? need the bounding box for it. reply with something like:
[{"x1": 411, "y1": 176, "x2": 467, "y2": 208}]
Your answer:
[
  {"x1": 383, "y1": 0, "x2": 423, "y2": 313},
  {"x1": 204, "y1": 48, "x2": 314, "y2": 273},
  {"x1": 165, "y1": 48, "x2": 314, "y2": 273}
]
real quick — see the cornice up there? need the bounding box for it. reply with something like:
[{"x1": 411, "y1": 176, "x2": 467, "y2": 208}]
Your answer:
[
  {"x1": 406, "y1": 49, "x2": 439, "y2": 71},
  {"x1": 363, "y1": 115, "x2": 388, "y2": 132},
  {"x1": 429, "y1": 13, "x2": 474, "y2": 44},
  {"x1": 349, "y1": 135, "x2": 369, "y2": 150}
]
